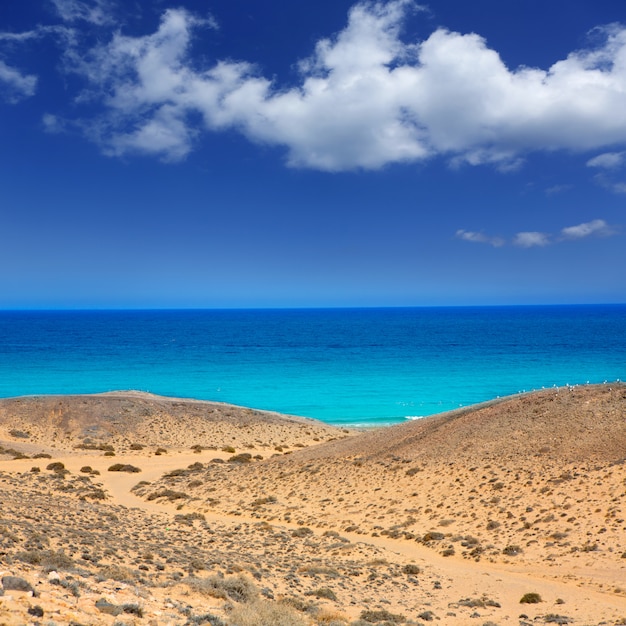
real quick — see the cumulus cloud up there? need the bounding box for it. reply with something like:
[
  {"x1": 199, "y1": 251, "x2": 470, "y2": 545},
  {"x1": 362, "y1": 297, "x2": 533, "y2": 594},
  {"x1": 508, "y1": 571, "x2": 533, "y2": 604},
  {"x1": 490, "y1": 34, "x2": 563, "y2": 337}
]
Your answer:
[
  {"x1": 11, "y1": 1, "x2": 626, "y2": 169},
  {"x1": 0, "y1": 60, "x2": 37, "y2": 102},
  {"x1": 560, "y1": 219, "x2": 615, "y2": 239},
  {"x1": 455, "y1": 230, "x2": 504, "y2": 247}
]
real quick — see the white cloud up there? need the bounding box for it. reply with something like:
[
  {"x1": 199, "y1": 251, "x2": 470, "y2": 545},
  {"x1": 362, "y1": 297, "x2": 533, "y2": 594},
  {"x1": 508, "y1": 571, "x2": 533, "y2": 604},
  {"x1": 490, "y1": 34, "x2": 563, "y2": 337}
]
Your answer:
[
  {"x1": 587, "y1": 152, "x2": 625, "y2": 169},
  {"x1": 455, "y1": 230, "x2": 504, "y2": 247},
  {"x1": 613, "y1": 182, "x2": 626, "y2": 194},
  {"x1": 52, "y1": 0, "x2": 115, "y2": 26},
  {"x1": 545, "y1": 184, "x2": 572, "y2": 196},
  {"x1": 513, "y1": 232, "x2": 551, "y2": 248},
  {"x1": 460, "y1": 219, "x2": 618, "y2": 248},
  {"x1": 42, "y1": 113, "x2": 66, "y2": 133},
  {"x1": 45, "y1": 1, "x2": 626, "y2": 169},
  {"x1": 0, "y1": 60, "x2": 37, "y2": 102},
  {"x1": 560, "y1": 219, "x2": 615, "y2": 239}
]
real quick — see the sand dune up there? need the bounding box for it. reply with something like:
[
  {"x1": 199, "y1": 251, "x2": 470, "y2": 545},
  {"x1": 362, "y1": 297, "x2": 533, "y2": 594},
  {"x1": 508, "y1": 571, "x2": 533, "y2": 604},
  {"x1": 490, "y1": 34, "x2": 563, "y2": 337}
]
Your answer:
[{"x1": 1, "y1": 385, "x2": 626, "y2": 625}]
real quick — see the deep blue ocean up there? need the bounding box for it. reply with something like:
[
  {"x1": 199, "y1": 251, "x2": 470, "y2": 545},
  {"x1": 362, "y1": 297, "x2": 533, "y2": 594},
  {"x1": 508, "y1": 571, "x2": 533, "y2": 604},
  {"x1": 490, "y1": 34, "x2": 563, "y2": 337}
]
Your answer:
[{"x1": 0, "y1": 306, "x2": 624, "y2": 426}]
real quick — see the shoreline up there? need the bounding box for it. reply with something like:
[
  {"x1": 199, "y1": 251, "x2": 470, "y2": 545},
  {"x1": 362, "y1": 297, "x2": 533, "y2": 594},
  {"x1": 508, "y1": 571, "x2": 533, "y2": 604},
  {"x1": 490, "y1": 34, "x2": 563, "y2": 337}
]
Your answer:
[{"x1": 2, "y1": 380, "x2": 624, "y2": 428}]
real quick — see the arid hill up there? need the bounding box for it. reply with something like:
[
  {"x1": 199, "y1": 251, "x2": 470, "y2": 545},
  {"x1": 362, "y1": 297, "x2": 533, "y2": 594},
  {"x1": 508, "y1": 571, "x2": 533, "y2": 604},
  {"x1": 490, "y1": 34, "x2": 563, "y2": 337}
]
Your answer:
[
  {"x1": 2, "y1": 385, "x2": 626, "y2": 625},
  {"x1": 0, "y1": 391, "x2": 349, "y2": 453},
  {"x1": 300, "y1": 382, "x2": 626, "y2": 464}
]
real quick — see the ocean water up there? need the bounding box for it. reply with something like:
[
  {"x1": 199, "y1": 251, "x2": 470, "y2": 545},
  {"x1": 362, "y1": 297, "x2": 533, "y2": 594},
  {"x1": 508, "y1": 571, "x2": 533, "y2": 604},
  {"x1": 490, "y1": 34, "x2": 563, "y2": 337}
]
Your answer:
[{"x1": 0, "y1": 305, "x2": 624, "y2": 426}]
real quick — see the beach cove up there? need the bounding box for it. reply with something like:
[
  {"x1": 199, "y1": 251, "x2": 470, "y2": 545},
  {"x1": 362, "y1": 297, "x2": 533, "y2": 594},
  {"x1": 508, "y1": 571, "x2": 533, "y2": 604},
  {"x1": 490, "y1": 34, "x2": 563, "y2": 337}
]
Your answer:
[{"x1": 1, "y1": 305, "x2": 625, "y2": 426}]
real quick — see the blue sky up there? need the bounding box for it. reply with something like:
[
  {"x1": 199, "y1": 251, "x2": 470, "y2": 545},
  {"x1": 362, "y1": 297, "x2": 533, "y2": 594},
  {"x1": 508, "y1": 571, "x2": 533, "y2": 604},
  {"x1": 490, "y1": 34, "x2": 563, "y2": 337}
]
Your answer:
[{"x1": 1, "y1": 0, "x2": 625, "y2": 308}]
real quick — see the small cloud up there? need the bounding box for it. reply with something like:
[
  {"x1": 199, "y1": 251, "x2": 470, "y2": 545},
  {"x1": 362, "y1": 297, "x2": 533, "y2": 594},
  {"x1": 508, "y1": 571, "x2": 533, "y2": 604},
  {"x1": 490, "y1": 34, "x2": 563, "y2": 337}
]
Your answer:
[
  {"x1": 590, "y1": 172, "x2": 626, "y2": 195},
  {"x1": 587, "y1": 152, "x2": 625, "y2": 170},
  {"x1": 455, "y1": 230, "x2": 504, "y2": 247},
  {"x1": 560, "y1": 219, "x2": 615, "y2": 240},
  {"x1": 513, "y1": 232, "x2": 551, "y2": 248},
  {"x1": 613, "y1": 182, "x2": 626, "y2": 194},
  {"x1": 0, "y1": 30, "x2": 44, "y2": 43},
  {"x1": 0, "y1": 59, "x2": 37, "y2": 102},
  {"x1": 545, "y1": 184, "x2": 572, "y2": 196},
  {"x1": 42, "y1": 113, "x2": 65, "y2": 133},
  {"x1": 458, "y1": 219, "x2": 618, "y2": 250}
]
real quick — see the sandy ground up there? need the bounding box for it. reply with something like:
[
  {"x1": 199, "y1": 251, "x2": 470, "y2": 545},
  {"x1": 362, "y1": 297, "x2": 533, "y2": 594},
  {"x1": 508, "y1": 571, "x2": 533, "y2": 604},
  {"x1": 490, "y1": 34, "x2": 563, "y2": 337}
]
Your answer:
[{"x1": 1, "y1": 386, "x2": 626, "y2": 625}]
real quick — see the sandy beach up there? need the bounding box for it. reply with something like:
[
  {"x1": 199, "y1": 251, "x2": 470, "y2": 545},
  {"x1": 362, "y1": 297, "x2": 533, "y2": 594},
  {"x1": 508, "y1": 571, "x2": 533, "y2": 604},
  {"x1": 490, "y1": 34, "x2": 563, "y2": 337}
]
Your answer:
[{"x1": 1, "y1": 384, "x2": 626, "y2": 625}]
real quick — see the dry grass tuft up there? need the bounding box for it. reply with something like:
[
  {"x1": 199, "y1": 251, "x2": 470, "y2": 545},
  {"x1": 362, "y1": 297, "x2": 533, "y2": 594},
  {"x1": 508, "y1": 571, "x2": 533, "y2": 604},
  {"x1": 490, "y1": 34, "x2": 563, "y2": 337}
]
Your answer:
[{"x1": 227, "y1": 599, "x2": 308, "y2": 626}]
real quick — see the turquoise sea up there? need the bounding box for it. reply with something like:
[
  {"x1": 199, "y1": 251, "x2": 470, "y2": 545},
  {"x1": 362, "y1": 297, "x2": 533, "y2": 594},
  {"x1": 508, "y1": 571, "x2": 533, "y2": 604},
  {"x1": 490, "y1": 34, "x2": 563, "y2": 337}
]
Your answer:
[{"x1": 0, "y1": 306, "x2": 624, "y2": 426}]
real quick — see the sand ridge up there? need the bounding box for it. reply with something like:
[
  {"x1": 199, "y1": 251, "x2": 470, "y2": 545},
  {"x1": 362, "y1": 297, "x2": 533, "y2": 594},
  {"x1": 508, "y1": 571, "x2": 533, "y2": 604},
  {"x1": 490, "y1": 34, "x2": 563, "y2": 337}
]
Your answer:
[{"x1": 1, "y1": 385, "x2": 626, "y2": 625}]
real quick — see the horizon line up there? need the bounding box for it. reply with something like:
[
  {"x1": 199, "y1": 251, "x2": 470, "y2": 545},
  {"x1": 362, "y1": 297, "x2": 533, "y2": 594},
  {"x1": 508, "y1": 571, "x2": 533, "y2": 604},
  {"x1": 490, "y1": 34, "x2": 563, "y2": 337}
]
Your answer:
[{"x1": 1, "y1": 302, "x2": 625, "y2": 313}]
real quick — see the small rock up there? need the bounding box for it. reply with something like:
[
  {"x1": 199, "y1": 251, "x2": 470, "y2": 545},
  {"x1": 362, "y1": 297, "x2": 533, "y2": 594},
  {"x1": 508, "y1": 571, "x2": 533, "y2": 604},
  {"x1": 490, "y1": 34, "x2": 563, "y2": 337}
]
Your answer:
[
  {"x1": 47, "y1": 571, "x2": 61, "y2": 582},
  {"x1": 95, "y1": 597, "x2": 121, "y2": 616}
]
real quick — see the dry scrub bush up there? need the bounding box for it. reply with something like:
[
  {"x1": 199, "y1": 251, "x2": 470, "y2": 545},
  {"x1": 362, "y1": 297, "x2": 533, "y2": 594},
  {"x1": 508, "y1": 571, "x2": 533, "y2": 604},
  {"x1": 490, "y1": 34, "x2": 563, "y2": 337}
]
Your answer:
[
  {"x1": 229, "y1": 453, "x2": 252, "y2": 463},
  {"x1": 520, "y1": 592, "x2": 542, "y2": 604},
  {"x1": 108, "y1": 463, "x2": 141, "y2": 473},
  {"x1": 359, "y1": 608, "x2": 406, "y2": 623},
  {"x1": 16, "y1": 549, "x2": 74, "y2": 571},
  {"x1": 228, "y1": 600, "x2": 307, "y2": 626},
  {"x1": 186, "y1": 574, "x2": 258, "y2": 603},
  {"x1": 314, "y1": 609, "x2": 349, "y2": 624},
  {"x1": 305, "y1": 587, "x2": 337, "y2": 601},
  {"x1": 9, "y1": 429, "x2": 30, "y2": 438},
  {"x1": 98, "y1": 564, "x2": 137, "y2": 583},
  {"x1": 146, "y1": 489, "x2": 189, "y2": 501}
]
